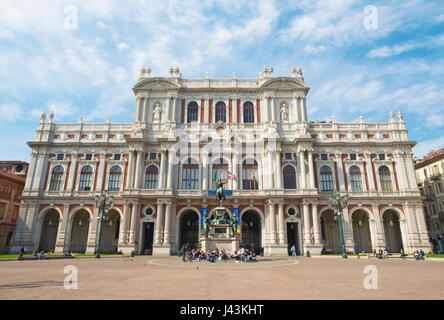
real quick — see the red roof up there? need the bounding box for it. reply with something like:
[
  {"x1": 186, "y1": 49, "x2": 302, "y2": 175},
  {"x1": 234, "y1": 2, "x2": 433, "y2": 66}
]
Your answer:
[
  {"x1": 0, "y1": 170, "x2": 26, "y2": 184},
  {"x1": 415, "y1": 147, "x2": 444, "y2": 166}
]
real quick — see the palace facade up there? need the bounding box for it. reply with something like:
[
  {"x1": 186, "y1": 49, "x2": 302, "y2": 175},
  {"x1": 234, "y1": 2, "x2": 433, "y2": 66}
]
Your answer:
[{"x1": 10, "y1": 66, "x2": 431, "y2": 255}]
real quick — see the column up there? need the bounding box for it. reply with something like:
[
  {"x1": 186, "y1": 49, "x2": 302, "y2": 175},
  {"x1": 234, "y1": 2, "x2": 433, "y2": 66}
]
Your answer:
[
  {"x1": 154, "y1": 202, "x2": 164, "y2": 245},
  {"x1": 267, "y1": 150, "x2": 274, "y2": 189},
  {"x1": 308, "y1": 149, "x2": 315, "y2": 189},
  {"x1": 141, "y1": 98, "x2": 147, "y2": 122},
  {"x1": 299, "y1": 151, "x2": 306, "y2": 189},
  {"x1": 33, "y1": 152, "x2": 48, "y2": 191},
  {"x1": 127, "y1": 151, "x2": 135, "y2": 189},
  {"x1": 275, "y1": 150, "x2": 282, "y2": 189},
  {"x1": 335, "y1": 153, "x2": 345, "y2": 191},
  {"x1": 119, "y1": 203, "x2": 130, "y2": 245},
  {"x1": 372, "y1": 205, "x2": 385, "y2": 249},
  {"x1": 342, "y1": 206, "x2": 354, "y2": 251},
  {"x1": 96, "y1": 152, "x2": 106, "y2": 192},
  {"x1": 268, "y1": 201, "x2": 277, "y2": 245},
  {"x1": 165, "y1": 96, "x2": 171, "y2": 122},
  {"x1": 24, "y1": 152, "x2": 37, "y2": 191},
  {"x1": 128, "y1": 203, "x2": 139, "y2": 244},
  {"x1": 303, "y1": 201, "x2": 311, "y2": 245},
  {"x1": 134, "y1": 96, "x2": 142, "y2": 122},
  {"x1": 204, "y1": 98, "x2": 209, "y2": 123},
  {"x1": 202, "y1": 155, "x2": 208, "y2": 191},
  {"x1": 271, "y1": 97, "x2": 276, "y2": 122},
  {"x1": 233, "y1": 97, "x2": 238, "y2": 123},
  {"x1": 293, "y1": 95, "x2": 300, "y2": 122},
  {"x1": 67, "y1": 153, "x2": 78, "y2": 192},
  {"x1": 415, "y1": 203, "x2": 431, "y2": 245},
  {"x1": 159, "y1": 150, "x2": 167, "y2": 189},
  {"x1": 366, "y1": 153, "x2": 376, "y2": 191},
  {"x1": 301, "y1": 97, "x2": 307, "y2": 122},
  {"x1": 134, "y1": 151, "x2": 142, "y2": 189},
  {"x1": 278, "y1": 202, "x2": 286, "y2": 245},
  {"x1": 163, "y1": 202, "x2": 172, "y2": 245},
  {"x1": 232, "y1": 155, "x2": 239, "y2": 190},
  {"x1": 312, "y1": 202, "x2": 321, "y2": 245},
  {"x1": 55, "y1": 204, "x2": 70, "y2": 252},
  {"x1": 167, "y1": 150, "x2": 174, "y2": 190}
]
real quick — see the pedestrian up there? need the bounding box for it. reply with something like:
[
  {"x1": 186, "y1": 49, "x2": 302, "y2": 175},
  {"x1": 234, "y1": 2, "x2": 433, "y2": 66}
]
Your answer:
[
  {"x1": 18, "y1": 245, "x2": 25, "y2": 260},
  {"x1": 260, "y1": 246, "x2": 264, "y2": 257},
  {"x1": 181, "y1": 244, "x2": 187, "y2": 262},
  {"x1": 291, "y1": 244, "x2": 297, "y2": 257},
  {"x1": 241, "y1": 247, "x2": 245, "y2": 263}
]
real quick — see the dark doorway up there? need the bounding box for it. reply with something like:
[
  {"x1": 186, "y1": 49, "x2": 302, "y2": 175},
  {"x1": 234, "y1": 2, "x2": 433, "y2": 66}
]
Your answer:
[
  {"x1": 142, "y1": 222, "x2": 154, "y2": 255},
  {"x1": 241, "y1": 211, "x2": 261, "y2": 254},
  {"x1": 180, "y1": 211, "x2": 199, "y2": 249},
  {"x1": 287, "y1": 222, "x2": 300, "y2": 255}
]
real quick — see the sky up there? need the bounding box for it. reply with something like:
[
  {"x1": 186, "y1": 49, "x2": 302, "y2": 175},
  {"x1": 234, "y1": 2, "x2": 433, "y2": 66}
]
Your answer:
[{"x1": 0, "y1": 0, "x2": 443, "y2": 161}]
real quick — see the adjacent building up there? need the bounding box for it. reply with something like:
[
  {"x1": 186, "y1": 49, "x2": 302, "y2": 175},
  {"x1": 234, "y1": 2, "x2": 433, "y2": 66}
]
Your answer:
[
  {"x1": 9, "y1": 66, "x2": 431, "y2": 255},
  {"x1": 415, "y1": 148, "x2": 444, "y2": 253}
]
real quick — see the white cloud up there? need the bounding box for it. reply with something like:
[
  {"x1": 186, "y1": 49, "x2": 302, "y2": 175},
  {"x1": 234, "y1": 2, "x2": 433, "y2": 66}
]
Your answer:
[
  {"x1": 436, "y1": 14, "x2": 444, "y2": 23},
  {"x1": 117, "y1": 43, "x2": 130, "y2": 51},
  {"x1": 367, "y1": 43, "x2": 416, "y2": 58},
  {"x1": 0, "y1": 104, "x2": 23, "y2": 122},
  {"x1": 413, "y1": 135, "x2": 444, "y2": 158}
]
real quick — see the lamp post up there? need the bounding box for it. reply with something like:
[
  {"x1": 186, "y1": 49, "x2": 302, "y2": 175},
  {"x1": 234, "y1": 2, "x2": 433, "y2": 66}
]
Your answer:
[
  {"x1": 328, "y1": 192, "x2": 348, "y2": 259},
  {"x1": 95, "y1": 191, "x2": 114, "y2": 259}
]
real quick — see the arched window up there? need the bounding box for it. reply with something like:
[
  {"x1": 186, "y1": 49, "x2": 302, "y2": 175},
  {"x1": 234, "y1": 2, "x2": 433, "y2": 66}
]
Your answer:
[
  {"x1": 182, "y1": 158, "x2": 199, "y2": 190},
  {"x1": 283, "y1": 165, "x2": 296, "y2": 189},
  {"x1": 108, "y1": 166, "x2": 122, "y2": 191},
  {"x1": 243, "y1": 101, "x2": 254, "y2": 123},
  {"x1": 49, "y1": 166, "x2": 64, "y2": 191},
  {"x1": 187, "y1": 101, "x2": 199, "y2": 123},
  {"x1": 242, "y1": 159, "x2": 258, "y2": 190},
  {"x1": 144, "y1": 165, "x2": 158, "y2": 189},
  {"x1": 79, "y1": 166, "x2": 93, "y2": 191},
  {"x1": 212, "y1": 158, "x2": 228, "y2": 189},
  {"x1": 379, "y1": 166, "x2": 392, "y2": 192},
  {"x1": 215, "y1": 101, "x2": 226, "y2": 123},
  {"x1": 320, "y1": 166, "x2": 334, "y2": 192},
  {"x1": 349, "y1": 166, "x2": 362, "y2": 192}
]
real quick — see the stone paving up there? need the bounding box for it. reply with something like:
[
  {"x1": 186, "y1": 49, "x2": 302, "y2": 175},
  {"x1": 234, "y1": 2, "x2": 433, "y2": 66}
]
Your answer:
[{"x1": 0, "y1": 256, "x2": 443, "y2": 300}]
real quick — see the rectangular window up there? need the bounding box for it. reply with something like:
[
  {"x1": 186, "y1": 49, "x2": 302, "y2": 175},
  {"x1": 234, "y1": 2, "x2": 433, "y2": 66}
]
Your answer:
[
  {"x1": 437, "y1": 183, "x2": 442, "y2": 193},
  {"x1": 57, "y1": 154, "x2": 64, "y2": 160},
  {"x1": 350, "y1": 154, "x2": 356, "y2": 160},
  {"x1": 285, "y1": 153, "x2": 292, "y2": 160},
  {"x1": 114, "y1": 154, "x2": 121, "y2": 161},
  {"x1": 85, "y1": 154, "x2": 92, "y2": 160},
  {"x1": 379, "y1": 154, "x2": 385, "y2": 160},
  {"x1": 149, "y1": 153, "x2": 157, "y2": 160},
  {"x1": 321, "y1": 154, "x2": 328, "y2": 161}
]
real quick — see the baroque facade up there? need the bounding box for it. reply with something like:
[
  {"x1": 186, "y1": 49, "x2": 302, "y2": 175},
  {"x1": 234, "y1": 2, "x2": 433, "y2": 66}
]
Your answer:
[
  {"x1": 415, "y1": 148, "x2": 444, "y2": 253},
  {"x1": 10, "y1": 66, "x2": 431, "y2": 255}
]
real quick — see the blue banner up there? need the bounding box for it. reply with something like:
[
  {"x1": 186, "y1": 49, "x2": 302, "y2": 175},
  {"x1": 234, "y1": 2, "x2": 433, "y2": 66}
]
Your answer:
[
  {"x1": 208, "y1": 190, "x2": 233, "y2": 196},
  {"x1": 233, "y1": 207, "x2": 240, "y2": 225},
  {"x1": 201, "y1": 207, "x2": 208, "y2": 225}
]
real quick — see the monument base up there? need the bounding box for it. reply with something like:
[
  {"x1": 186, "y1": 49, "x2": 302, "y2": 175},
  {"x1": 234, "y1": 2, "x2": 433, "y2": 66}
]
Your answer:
[
  {"x1": 201, "y1": 238, "x2": 239, "y2": 253},
  {"x1": 152, "y1": 245, "x2": 172, "y2": 256}
]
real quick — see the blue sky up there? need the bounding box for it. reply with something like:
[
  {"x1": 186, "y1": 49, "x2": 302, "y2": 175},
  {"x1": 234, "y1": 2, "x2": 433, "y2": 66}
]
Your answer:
[{"x1": 0, "y1": 0, "x2": 443, "y2": 161}]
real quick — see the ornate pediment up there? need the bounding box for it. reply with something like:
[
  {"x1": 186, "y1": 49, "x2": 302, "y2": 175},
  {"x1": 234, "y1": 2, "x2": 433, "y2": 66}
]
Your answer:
[
  {"x1": 133, "y1": 77, "x2": 182, "y2": 91},
  {"x1": 260, "y1": 77, "x2": 309, "y2": 91}
]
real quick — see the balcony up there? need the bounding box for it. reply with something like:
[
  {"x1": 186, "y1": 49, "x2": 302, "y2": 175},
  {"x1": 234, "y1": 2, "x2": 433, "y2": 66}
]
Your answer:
[
  {"x1": 424, "y1": 193, "x2": 436, "y2": 201},
  {"x1": 431, "y1": 174, "x2": 441, "y2": 180}
]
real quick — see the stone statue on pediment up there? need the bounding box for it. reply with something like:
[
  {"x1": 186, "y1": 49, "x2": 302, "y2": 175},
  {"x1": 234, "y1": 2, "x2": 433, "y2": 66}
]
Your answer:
[{"x1": 280, "y1": 103, "x2": 289, "y2": 121}]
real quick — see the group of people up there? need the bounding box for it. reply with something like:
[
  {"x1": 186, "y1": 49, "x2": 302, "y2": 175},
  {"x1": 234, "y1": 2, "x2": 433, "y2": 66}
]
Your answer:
[
  {"x1": 413, "y1": 249, "x2": 426, "y2": 260},
  {"x1": 179, "y1": 245, "x2": 257, "y2": 263},
  {"x1": 371, "y1": 248, "x2": 390, "y2": 259}
]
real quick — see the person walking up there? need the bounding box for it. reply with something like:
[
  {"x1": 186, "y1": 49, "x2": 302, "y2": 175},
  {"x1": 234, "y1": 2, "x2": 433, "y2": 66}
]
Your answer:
[
  {"x1": 18, "y1": 245, "x2": 25, "y2": 260},
  {"x1": 291, "y1": 244, "x2": 297, "y2": 257},
  {"x1": 241, "y1": 247, "x2": 245, "y2": 263},
  {"x1": 180, "y1": 244, "x2": 187, "y2": 262}
]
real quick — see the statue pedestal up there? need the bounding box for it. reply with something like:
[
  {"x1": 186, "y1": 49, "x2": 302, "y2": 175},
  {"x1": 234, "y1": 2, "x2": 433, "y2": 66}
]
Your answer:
[{"x1": 201, "y1": 224, "x2": 239, "y2": 253}]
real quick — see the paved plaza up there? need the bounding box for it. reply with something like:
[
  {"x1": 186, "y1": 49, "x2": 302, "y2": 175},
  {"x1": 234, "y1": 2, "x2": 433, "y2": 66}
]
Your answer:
[{"x1": 0, "y1": 256, "x2": 443, "y2": 300}]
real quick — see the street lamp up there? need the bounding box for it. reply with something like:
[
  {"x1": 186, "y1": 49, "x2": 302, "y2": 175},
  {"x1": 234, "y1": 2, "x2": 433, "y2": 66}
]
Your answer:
[
  {"x1": 328, "y1": 192, "x2": 348, "y2": 259},
  {"x1": 95, "y1": 191, "x2": 114, "y2": 259}
]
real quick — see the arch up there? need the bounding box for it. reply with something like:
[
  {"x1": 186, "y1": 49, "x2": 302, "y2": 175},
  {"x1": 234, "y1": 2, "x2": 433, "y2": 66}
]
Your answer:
[
  {"x1": 241, "y1": 209, "x2": 262, "y2": 254},
  {"x1": 37, "y1": 208, "x2": 61, "y2": 252},
  {"x1": 68, "y1": 206, "x2": 94, "y2": 223},
  {"x1": 107, "y1": 166, "x2": 122, "y2": 191},
  {"x1": 215, "y1": 101, "x2": 226, "y2": 123},
  {"x1": 177, "y1": 208, "x2": 200, "y2": 250},
  {"x1": 69, "y1": 208, "x2": 91, "y2": 253},
  {"x1": 283, "y1": 165, "x2": 297, "y2": 189},
  {"x1": 79, "y1": 165, "x2": 93, "y2": 191},
  {"x1": 382, "y1": 209, "x2": 404, "y2": 253},
  {"x1": 319, "y1": 165, "x2": 334, "y2": 192},
  {"x1": 144, "y1": 165, "x2": 159, "y2": 189},
  {"x1": 99, "y1": 208, "x2": 121, "y2": 253},
  {"x1": 38, "y1": 206, "x2": 63, "y2": 221},
  {"x1": 243, "y1": 101, "x2": 255, "y2": 123},
  {"x1": 49, "y1": 166, "x2": 64, "y2": 191},
  {"x1": 187, "y1": 101, "x2": 199, "y2": 123},
  {"x1": 351, "y1": 209, "x2": 373, "y2": 254},
  {"x1": 319, "y1": 209, "x2": 341, "y2": 253}
]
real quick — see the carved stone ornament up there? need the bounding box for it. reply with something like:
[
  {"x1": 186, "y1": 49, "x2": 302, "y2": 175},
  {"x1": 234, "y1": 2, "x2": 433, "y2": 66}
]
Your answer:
[
  {"x1": 319, "y1": 132, "x2": 327, "y2": 141},
  {"x1": 60, "y1": 132, "x2": 69, "y2": 141},
  {"x1": 153, "y1": 103, "x2": 161, "y2": 123},
  {"x1": 280, "y1": 103, "x2": 289, "y2": 121},
  {"x1": 87, "y1": 132, "x2": 96, "y2": 141},
  {"x1": 375, "y1": 132, "x2": 383, "y2": 140},
  {"x1": 347, "y1": 132, "x2": 354, "y2": 140},
  {"x1": 116, "y1": 132, "x2": 124, "y2": 141}
]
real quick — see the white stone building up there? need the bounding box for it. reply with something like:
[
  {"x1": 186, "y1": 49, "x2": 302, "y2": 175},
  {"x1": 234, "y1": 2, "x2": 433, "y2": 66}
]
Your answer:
[
  {"x1": 415, "y1": 148, "x2": 444, "y2": 253},
  {"x1": 10, "y1": 66, "x2": 431, "y2": 256}
]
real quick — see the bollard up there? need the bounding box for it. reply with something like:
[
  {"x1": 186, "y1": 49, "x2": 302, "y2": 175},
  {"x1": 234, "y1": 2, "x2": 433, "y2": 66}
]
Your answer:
[
  {"x1": 306, "y1": 250, "x2": 310, "y2": 257},
  {"x1": 130, "y1": 250, "x2": 135, "y2": 258}
]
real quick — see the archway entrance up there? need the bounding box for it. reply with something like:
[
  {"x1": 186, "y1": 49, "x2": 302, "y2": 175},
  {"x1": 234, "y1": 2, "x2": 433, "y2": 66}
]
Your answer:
[
  {"x1": 286, "y1": 222, "x2": 301, "y2": 255},
  {"x1": 241, "y1": 210, "x2": 261, "y2": 254},
  {"x1": 382, "y1": 210, "x2": 403, "y2": 253},
  {"x1": 100, "y1": 209, "x2": 120, "y2": 253},
  {"x1": 141, "y1": 222, "x2": 155, "y2": 255},
  {"x1": 69, "y1": 209, "x2": 90, "y2": 253},
  {"x1": 352, "y1": 210, "x2": 372, "y2": 254},
  {"x1": 38, "y1": 209, "x2": 60, "y2": 252},
  {"x1": 320, "y1": 210, "x2": 341, "y2": 253},
  {"x1": 179, "y1": 210, "x2": 199, "y2": 249}
]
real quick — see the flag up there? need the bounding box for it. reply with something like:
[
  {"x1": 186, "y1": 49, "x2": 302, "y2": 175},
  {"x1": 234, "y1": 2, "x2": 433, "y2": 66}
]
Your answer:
[{"x1": 227, "y1": 171, "x2": 237, "y2": 181}]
